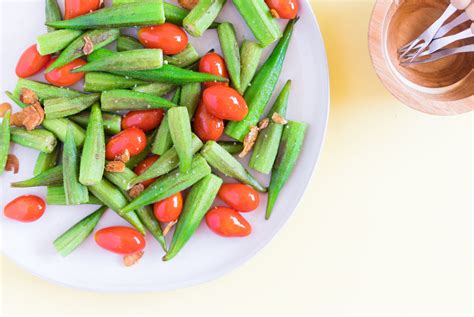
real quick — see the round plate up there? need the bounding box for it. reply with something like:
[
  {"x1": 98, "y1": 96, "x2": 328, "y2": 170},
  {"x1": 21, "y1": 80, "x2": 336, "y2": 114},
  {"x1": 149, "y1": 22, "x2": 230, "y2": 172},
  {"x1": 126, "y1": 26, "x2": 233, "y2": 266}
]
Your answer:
[{"x1": 0, "y1": 0, "x2": 329, "y2": 291}]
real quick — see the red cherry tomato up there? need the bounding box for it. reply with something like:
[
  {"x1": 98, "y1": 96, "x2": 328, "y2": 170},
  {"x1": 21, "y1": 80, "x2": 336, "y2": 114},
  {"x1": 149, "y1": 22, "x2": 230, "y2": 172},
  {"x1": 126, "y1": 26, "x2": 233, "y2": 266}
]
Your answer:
[
  {"x1": 95, "y1": 226, "x2": 146, "y2": 255},
  {"x1": 199, "y1": 53, "x2": 229, "y2": 88},
  {"x1": 218, "y1": 183, "x2": 260, "y2": 212},
  {"x1": 105, "y1": 127, "x2": 147, "y2": 160},
  {"x1": 202, "y1": 86, "x2": 248, "y2": 121},
  {"x1": 16, "y1": 44, "x2": 51, "y2": 78},
  {"x1": 45, "y1": 58, "x2": 86, "y2": 87},
  {"x1": 265, "y1": 0, "x2": 299, "y2": 19},
  {"x1": 205, "y1": 207, "x2": 252, "y2": 237},
  {"x1": 193, "y1": 101, "x2": 224, "y2": 141},
  {"x1": 4, "y1": 195, "x2": 46, "y2": 222},
  {"x1": 153, "y1": 192, "x2": 183, "y2": 223},
  {"x1": 138, "y1": 23, "x2": 188, "y2": 55},
  {"x1": 133, "y1": 155, "x2": 160, "y2": 188},
  {"x1": 65, "y1": 0, "x2": 102, "y2": 20},
  {"x1": 122, "y1": 109, "x2": 164, "y2": 132}
]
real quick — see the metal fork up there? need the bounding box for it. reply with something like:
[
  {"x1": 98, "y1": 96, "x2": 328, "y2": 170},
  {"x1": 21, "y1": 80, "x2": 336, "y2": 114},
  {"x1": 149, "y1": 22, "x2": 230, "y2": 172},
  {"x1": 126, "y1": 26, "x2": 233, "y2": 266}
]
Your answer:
[{"x1": 401, "y1": 44, "x2": 474, "y2": 65}]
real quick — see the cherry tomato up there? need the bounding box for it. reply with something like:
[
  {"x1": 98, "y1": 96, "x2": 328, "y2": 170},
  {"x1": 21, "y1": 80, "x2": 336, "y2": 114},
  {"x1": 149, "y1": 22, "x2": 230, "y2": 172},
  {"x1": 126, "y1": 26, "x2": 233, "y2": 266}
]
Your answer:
[
  {"x1": 153, "y1": 192, "x2": 183, "y2": 223},
  {"x1": 106, "y1": 127, "x2": 147, "y2": 160},
  {"x1": 138, "y1": 23, "x2": 188, "y2": 55},
  {"x1": 218, "y1": 183, "x2": 260, "y2": 212},
  {"x1": 133, "y1": 155, "x2": 160, "y2": 188},
  {"x1": 95, "y1": 226, "x2": 146, "y2": 255},
  {"x1": 199, "y1": 52, "x2": 229, "y2": 88},
  {"x1": 45, "y1": 58, "x2": 86, "y2": 87},
  {"x1": 122, "y1": 109, "x2": 164, "y2": 132},
  {"x1": 65, "y1": 0, "x2": 102, "y2": 20},
  {"x1": 202, "y1": 86, "x2": 248, "y2": 121},
  {"x1": 205, "y1": 207, "x2": 252, "y2": 237},
  {"x1": 265, "y1": 0, "x2": 299, "y2": 19},
  {"x1": 16, "y1": 44, "x2": 51, "y2": 78},
  {"x1": 4, "y1": 195, "x2": 46, "y2": 222},
  {"x1": 193, "y1": 101, "x2": 224, "y2": 141}
]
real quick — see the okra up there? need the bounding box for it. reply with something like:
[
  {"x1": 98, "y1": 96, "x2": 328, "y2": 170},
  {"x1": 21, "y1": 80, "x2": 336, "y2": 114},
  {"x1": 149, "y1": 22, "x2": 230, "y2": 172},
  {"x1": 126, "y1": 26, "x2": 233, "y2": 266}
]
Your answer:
[
  {"x1": 267, "y1": 121, "x2": 307, "y2": 219},
  {"x1": 239, "y1": 40, "x2": 263, "y2": 95},
  {"x1": 217, "y1": 141, "x2": 243, "y2": 155},
  {"x1": 37, "y1": 30, "x2": 83, "y2": 55},
  {"x1": 200, "y1": 141, "x2": 266, "y2": 192},
  {"x1": 33, "y1": 143, "x2": 60, "y2": 176},
  {"x1": 87, "y1": 48, "x2": 114, "y2": 62},
  {"x1": 180, "y1": 83, "x2": 201, "y2": 118},
  {"x1": 104, "y1": 166, "x2": 166, "y2": 251},
  {"x1": 46, "y1": 186, "x2": 102, "y2": 205},
  {"x1": 101, "y1": 89, "x2": 177, "y2": 112},
  {"x1": 79, "y1": 104, "x2": 105, "y2": 186},
  {"x1": 11, "y1": 165, "x2": 63, "y2": 188},
  {"x1": 133, "y1": 82, "x2": 176, "y2": 97},
  {"x1": 84, "y1": 72, "x2": 148, "y2": 92},
  {"x1": 164, "y1": 44, "x2": 200, "y2": 68},
  {"x1": 42, "y1": 118, "x2": 86, "y2": 146},
  {"x1": 46, "y1": 29, "x2": 120, "y2": 72},
  {"x1": 70, "y1": 110, "x2": 122, "y2": 135},
  {"x1": 13, "y1": 79, "x2": 83, "y2": 102},
  {"x1": 73, "y1": 49, "x2": 163, "y2": 73},
  {"x1": 164, "y1": 174, "x2": 222, "y2": 261},
  {"x1": 217, "y1": 22, "x2": 241, "y2": 91},
  {"x1": 121, "y1": 154, "x2": 211, "y2": 213},
  {"x1": 232, "y1": 0, "x2": 282, "y2": 47},
  {"x1": 88, "y1": 179, "x2": 146, "y2": 235},
  {"x1": 151, "y1": 88, "x2": 181, "y2": 155},
  {"x1": 53, "y1": 206, "x2": 107, "y2": 256},
  {"x1": 0, "y1": 110, "x2": 11, "y2": 174},
  {"x1": 10, "y1": 128, "x2": 57, "y2": 153},
  {"x1": 63, "y1": 125, "x2": 89, "y2": 205},
  {"x1": 131, "y1": 133, "x2": 203, "y2": 187},
  {"x1": 225, "y1": 19, "x2": 296, "y2": 141},
  {"x1": 46, "y1": 2, "x2": 166, "y2": 29},
  {"x1": 45, "y1": 0, "x2": 62, "y2": 32},
  {"x1": 44, "y1": 94, "x2": 100, "y2": 119},
  {"x1": 168, "y1": 107, "x2": 193, "y2": 172},
  {"x1": 126, "y1": 131, "x2": 156, "y2": 169},
  {"x1": 250, "y1": 80, "x2": 291, "y2": 174},
  {"x1": 117, "y1": 35, "x2": 144, "y2": 52},
  {"x1": 183, "y1": 0, "x2": 226, "y2": 37}
]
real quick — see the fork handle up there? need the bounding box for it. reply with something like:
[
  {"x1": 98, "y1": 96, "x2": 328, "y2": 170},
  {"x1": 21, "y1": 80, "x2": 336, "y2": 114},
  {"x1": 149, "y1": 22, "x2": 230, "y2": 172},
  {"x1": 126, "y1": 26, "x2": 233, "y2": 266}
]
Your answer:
[{"x1": 451, "y1": 0, "x2": 472, "y2": 10}]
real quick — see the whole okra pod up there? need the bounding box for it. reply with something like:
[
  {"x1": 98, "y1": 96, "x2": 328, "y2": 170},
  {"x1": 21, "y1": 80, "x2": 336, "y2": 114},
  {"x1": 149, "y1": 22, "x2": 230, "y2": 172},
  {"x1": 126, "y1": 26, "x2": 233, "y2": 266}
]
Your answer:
[
  {"x1": 11, "y1": 165, "x2": 63, "y2": 188},
  {"x1": 70, "y1": 110, "x2": 122, "y2": 135},
  {"x1": 266, "y1": 121, "x2": 308, "y2": 219},
  {"x1": 117, "y1": 35, "x2": 144, "y2": 52},
  {"x1": 42, "y1": 118, "x2": 86, "y2": 147},
  {"x1": 37, "y1": 30, "x2": 83, "y2": 55},
  {"x1": 121, "y1": 155, "x2": 212, "y2": 213},
  {"x1": 44, "y1": 94, "x2": 100, "y2": 119},
  {"x1": 10, "y1": 128, "x2": 57, "y2": 153},
  {"x1": 79, "y1": 104, "x2": 105, "y2": 186},
  {"x1": 152, "y1": 88, "x2": 181, "y2": 155},
  {"x1": 164, "y1": 174, "x2": 223, "y2": 261},
  {"x1": 101, "y1": 89, "x2": 177, "y2": 112},
  {"x1": 217, "y1": 22, "x2": 241, "y2": 91},
  {"x1": 168, "y1": 107, "x2": 193, "y2": 173},
  {"x1": 63, "y1": 125, "x2": 89, "y2": 205},
  {"x1": 133, "y1": 82, "x2": 176, "y2": 97},
  {"x1": 45, "y1": 0, "x2": 62, "y2": 32},
  {"x1": 53, "y1": 206, "x2": 107, "y2": 256},
  {"x1": 83, "y1": 72, "x2": 148, "y2": 93},
  {"x1": 239, "y1": 40, "x2": 263, "y2": 95},
  {"x1": 13, "y1": 79, "x2": 83, "y2": 102},
  {"x1": 46, "y1": 186, "x2": 102, "y2": 205},
  {"x1": 0, "y1": 110, "x2": 11, "y2": 174},
  {"x1": 183, "y1": 0, "x2": 226, "y2": 37},
  {"x1": 200, "y1": 141, "x2": 267, "y2": 192},
  {"x1": 33, "y1": 145, "x2": 60, "y2": 176}
]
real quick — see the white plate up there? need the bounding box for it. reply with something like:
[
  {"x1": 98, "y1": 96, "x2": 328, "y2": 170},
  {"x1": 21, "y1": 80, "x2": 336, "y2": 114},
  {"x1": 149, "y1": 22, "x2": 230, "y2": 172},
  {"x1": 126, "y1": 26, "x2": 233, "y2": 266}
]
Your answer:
[{"x1": 0, "y1": 0, "x2": 329, "y2": 292}]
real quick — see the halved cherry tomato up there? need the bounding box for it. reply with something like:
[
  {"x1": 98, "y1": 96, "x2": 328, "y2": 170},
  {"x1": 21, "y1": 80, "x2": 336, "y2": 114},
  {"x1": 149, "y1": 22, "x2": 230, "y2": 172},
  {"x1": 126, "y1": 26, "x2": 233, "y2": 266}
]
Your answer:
[
  {"x1": 205, "y1": 207, "x2": 252, "y2": 237},
  {"x1": 193, "y1": 101, "x2": 224, "y2": 141},
  {"x1": 105, "y1": 127, "x2": 147, "y2": 160},
  {"x1": 4, "y1": 195, "x2": 46, "y2": 222},
  {"x1": 265, "y1": 0, "x2": 299, "y2": 19},
  {"x1": 122, "y1": 109, "x2": 164, "y2": 132},
  {"x1": 45, "y1": 58, "x2": 87, "y2": 87},
  {"x1": 153, "y1": 192, "x2": 183, "y2": 223},
  {"x1": 16, "y1": 44, "x2": 51, "y2": 78},
  {"x1": 95, "y1": 226, "x2": 146, "y2": 255},
  {"x1": 133, "y1": 155, "x2": 160, "y2": 188},
  {"x1": 202, "y1": 86, "x2": 248, "y2": 121},
  {"x1": 218, "y1": 183, "x2": 260, "y2": 212},
  {"x1": 199, "y1": 52, "x2": 229, "y2": 88},
  {"x1": 65, "y1": 0, "x2": 102, "y2": 20},
  {"x1": 138, "y1": 23, "x2": 188, "y2": 55}
]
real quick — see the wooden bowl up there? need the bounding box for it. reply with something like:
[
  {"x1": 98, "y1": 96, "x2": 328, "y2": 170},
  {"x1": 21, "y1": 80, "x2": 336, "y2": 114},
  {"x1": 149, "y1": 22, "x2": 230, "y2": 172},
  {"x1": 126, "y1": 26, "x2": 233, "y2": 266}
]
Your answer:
[{"x1": 369, "y1": 0, "x2": 474, "y2": 115}]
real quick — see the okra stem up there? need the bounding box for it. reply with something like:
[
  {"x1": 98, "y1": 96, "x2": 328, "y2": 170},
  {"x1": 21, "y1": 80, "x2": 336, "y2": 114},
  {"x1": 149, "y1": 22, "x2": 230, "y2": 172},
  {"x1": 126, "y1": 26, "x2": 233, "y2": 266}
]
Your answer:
[
  {"x1": 10, "y1": 128, "x2": 57, "y2": 153},
  {"x1": 151, "y1": 88, "x2": 181, "y2": 155},
  {"x1": 239, "y1": 40, "x2": 263, "y2": 95},
  {"x1": 70, "y1": 110, "x2": 122, "y2": 135},
  {"x1": 217, "y1": 22, "x2": 241, "y2": 91},
  {"x1": 44, "y1": 94, "x2": 100, "y2": 119},
  {"x1": 42, "y1": 118, "x2": 86, "y2": 147},
  {"x1": 11, "y1": 165, "x2": 63, "y2": 188},
  {"x1": 45, "y1": 0, "x2": 62, "y2": 33},
  {"x1": 84, "y1": 72, "x2": 148, "y2": 92},
  {"x1": 0, "y1": 110, "x2": 11, "y2": 174},
  {"x1": 168, "y1": 107, "x2": 193, "y2": 173},
  {"x1": 117, "y1": 35, "x2": 144, "y2": 52},
  {"x1": 183, "y1": 0, "x2": 226, "y2": 37},
  {"x1": 37, "y1": 30, "x2": 83, "y2": 55},
  {"x1": 101, "y1": 89, "x2": 177, "y2": 112},
  {"x1": 46, "y1": 186, "x2": 102, "y2": 205}
]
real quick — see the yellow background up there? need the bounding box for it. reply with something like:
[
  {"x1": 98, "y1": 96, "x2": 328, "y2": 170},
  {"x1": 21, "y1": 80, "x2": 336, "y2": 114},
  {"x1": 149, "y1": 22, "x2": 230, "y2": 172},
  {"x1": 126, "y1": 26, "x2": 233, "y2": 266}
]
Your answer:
[{"x1": 1, "y1": 0, "x2": 472, "y2": 314}]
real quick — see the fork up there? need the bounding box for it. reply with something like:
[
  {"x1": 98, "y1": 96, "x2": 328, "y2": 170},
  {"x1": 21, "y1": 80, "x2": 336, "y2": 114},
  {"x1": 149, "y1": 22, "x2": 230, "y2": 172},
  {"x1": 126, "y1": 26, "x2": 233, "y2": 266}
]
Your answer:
[
  {"x1": 399, "y1": 0, "x2": 473, "y2": 61},
  {"x1": 401, "y1": 44, "x2": 474, "y2": 65}
]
